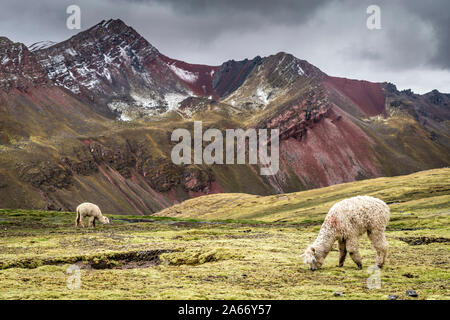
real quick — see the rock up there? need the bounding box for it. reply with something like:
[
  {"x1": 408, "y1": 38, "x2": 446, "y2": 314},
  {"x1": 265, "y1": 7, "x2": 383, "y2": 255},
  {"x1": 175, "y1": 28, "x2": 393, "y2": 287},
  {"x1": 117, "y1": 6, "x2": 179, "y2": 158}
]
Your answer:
[
  {"x1": 390, "y1": 100, "x2": 402, "y2": 108},
  {"x1": 45, "y1": 203, "x2": 62, "y2": 211},
  {"x1": 384, "y1": 82, "x2": 398, "y2": 93},
  {"x1": 401, "y1": 89, "x2": 414, "y2": 97},
  {"x1": 0, "y1": 37, "x2": 49, "y2": 91},
  {"x1": 406, "y1": 290, "x2": 418, "y2": 297},
  {"x1": 388, "y1": 295, "x2": 398, "y2": 300},
  {"x1": 333, "y1": 292, "x2": 344, "y2": 297},
  {"x1": 261, "y1": 88, "x2": 331, "y2": 142},
  {"x1": 16, "y1": 160, "x2": 73, "y2": 190},
  {"x1": 402, "y1": 273, "x2": 415, "y2": 278},
  {"x1": 428, "y1": 90, "x2": 443, "y2": 105}
]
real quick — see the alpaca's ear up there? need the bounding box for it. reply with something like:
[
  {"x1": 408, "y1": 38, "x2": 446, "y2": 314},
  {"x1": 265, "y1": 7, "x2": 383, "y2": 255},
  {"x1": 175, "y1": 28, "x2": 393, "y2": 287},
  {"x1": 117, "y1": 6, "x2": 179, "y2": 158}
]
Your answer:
[{"x1": 311, "y1": 247, "x2": 315, "y2": 252}]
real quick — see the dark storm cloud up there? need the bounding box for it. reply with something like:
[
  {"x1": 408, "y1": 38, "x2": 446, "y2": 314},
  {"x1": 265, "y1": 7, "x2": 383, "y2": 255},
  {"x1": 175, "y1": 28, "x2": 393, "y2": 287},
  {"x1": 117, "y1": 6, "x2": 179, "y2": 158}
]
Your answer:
[
  {"x1": 131, "y1": 0, "x2": 328, "y2": 23},
  {"x1": 0, "y1": 0, "x2": 449, "y2": 92},
  {"x1": 402, "y1": 0, "x2": 450, "y2": 69},
  {"x1": 115, "y1": 0, "x2": 330, "y2": 46},
  {"x1": 124, "y1": 0, "x2": 450, "y2": 71}
]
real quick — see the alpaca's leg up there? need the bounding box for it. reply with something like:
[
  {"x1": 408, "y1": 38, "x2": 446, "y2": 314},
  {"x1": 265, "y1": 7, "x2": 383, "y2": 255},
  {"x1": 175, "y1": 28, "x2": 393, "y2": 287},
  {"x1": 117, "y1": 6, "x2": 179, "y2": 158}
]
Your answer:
[
  {"x1": 368, "y1": 230, "x2": 388, "y2": 268},
  {"x1": 88, "y1": 216, "x2": 95, "y2": 227},
  {"x1": 75, "y1": 210, "x2": 79, "y2": 227},
  {"x1": 338, "y1": 239, "x2": 347, "y2": 267},
  {"x1": 346, "y1": 237, "x2": 362, "y2": 269}
]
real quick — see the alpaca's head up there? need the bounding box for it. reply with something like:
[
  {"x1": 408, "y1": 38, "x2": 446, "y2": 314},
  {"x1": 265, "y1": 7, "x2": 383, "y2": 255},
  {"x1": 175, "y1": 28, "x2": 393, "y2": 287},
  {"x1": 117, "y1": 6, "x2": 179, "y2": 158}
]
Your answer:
[
  {"x1": 100, "y1": 216, "x2": 110, "y2": 224},
  {"x1": 302, "y1": 245, "x2": 323, "y2": 271}
]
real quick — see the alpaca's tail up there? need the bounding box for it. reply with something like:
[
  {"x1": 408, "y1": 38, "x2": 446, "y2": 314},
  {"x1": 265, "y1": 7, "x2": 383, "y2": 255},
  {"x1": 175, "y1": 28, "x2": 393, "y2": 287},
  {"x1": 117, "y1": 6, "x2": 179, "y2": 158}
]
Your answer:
[{"x1": 75, "y1": 209, "x2": 81, "y2": 227}]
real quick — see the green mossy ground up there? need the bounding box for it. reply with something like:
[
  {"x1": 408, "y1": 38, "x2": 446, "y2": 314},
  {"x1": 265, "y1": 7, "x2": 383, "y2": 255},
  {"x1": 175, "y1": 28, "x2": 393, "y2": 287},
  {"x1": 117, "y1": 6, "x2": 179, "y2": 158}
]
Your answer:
[{"x1": 0, "y1": 168, "x2": 448, "y2": 299}]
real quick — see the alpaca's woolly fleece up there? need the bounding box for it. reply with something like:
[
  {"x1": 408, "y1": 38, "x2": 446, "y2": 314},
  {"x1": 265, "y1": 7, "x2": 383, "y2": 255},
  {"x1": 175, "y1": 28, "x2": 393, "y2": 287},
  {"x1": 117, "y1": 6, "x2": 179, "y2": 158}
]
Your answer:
[
  {"x1": 303, "y1": 196, "x2": 390, "y2": 270},
  {"x1": 75, "y1": 202, "x2": 110, "y2": 227}
]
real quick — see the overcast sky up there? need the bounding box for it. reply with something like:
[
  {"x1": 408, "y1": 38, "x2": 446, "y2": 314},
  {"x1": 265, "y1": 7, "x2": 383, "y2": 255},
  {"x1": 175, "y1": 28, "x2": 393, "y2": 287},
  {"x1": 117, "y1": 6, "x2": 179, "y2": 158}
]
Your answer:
[{"x1": 1, "y1": 0, "x2": 449, "y2": 93}]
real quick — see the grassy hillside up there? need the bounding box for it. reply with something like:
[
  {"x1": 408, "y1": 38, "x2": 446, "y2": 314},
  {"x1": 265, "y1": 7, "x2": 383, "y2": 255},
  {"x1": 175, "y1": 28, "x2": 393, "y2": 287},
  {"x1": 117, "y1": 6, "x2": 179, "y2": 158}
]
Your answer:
[
  {"x1": 0, "y1": 168, "x2": 448, "y2": 299},
  {"x1": 156, "y1": 168, "x2": 450, "y2": 224}
]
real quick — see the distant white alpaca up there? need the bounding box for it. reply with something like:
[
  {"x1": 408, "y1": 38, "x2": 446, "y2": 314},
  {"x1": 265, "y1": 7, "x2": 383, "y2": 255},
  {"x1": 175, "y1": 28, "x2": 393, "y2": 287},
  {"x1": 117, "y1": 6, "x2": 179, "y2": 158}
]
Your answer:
[
  {"x1": 75, "y1": 202, "x2": 110, "y2": 228},
  {"x1": 302, "y1": 196, "x2": 390, "y2": 270}
]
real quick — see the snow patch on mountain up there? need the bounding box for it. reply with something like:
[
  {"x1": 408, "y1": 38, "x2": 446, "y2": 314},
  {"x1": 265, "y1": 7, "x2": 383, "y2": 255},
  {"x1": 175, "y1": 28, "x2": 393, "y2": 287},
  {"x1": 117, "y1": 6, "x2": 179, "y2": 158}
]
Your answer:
[
  {"x1": 165, "y1": 92, "x2": 188, "y2": 110},
  {"x1": 120, "y1": 113, "x2": 132, "y2": 121},
  {"x1": 256, "y1": 87, "x2": 271, "y2": 105},
  {"x1": 131, "y1": 92, "x2": 158, "y2": 109},
  {"x1": 28, "y1": 41, "x2": 57, "y2": 52},
  {"x1": 65, "y1": 48, "x2": 77, "y2": 56},
  {"x1": 107, "y1": 101, "x2": 130, "y2": 119},
  {"x1": 107, "y1": 90, "x2": 190, "y2": 120},
  {"x1": 295, "y1": 60, "x2": 305, "y2": 76},
  {"x1": 168, "y1": 63, "x2": 199, "y2": 83}
]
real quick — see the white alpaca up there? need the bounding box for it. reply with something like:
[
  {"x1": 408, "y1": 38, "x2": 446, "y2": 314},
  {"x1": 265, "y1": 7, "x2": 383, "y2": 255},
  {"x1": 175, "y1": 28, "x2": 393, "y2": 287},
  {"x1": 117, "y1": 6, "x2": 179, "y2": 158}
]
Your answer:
[
  {"x1": 302, "y1": 196, "x2": 390, "y2": 270},
  {"x1": 75, "y1": 202, "x2": 110, "y2": 228}
]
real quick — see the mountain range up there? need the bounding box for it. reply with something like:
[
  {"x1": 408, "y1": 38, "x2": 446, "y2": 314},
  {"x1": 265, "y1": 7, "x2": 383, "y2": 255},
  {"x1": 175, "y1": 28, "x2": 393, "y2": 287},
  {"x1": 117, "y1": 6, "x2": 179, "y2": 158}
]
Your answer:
[{"x1": 0, "y1": 19, "x2": 449, "y2": 214}]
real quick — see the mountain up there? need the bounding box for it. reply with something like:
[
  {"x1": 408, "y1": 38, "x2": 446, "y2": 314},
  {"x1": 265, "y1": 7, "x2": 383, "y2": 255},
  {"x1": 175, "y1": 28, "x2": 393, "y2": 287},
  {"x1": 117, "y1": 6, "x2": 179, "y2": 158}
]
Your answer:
[
  {"x1": 0, "y1": 37, "x2": 49, "y2": 91},
  {"x1": 32, "y1": 19, "x2": 264, "y2": 119},
  {"x1": 0, "y1": 36, "x2": 111, "y2": 148},
  {"x1": 0, "y1": 19, "x2": 449, "y2": 214}
]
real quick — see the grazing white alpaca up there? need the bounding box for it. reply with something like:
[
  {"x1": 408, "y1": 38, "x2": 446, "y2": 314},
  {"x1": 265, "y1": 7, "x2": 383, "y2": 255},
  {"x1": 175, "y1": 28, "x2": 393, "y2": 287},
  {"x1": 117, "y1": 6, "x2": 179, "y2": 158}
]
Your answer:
[
  {"x1": 75, "y1": 202, "x2": 110, "y2": 228},
  {"x1": 302, "y1": 196, "x2": 390, "y2": 270}
]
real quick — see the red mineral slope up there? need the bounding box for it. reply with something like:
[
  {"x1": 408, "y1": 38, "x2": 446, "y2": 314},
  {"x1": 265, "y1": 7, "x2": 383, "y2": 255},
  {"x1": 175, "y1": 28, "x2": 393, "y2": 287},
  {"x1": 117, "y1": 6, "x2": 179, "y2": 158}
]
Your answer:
[
  {"x1": 278, "y1": 105, "x2": 382, "y2": 188},
  {"x1": 324, "y1": 76, "x2": 386, "y2": 117},
  {"x1": 159, "y1": 55, "x2": 220, "y2": 98}
]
